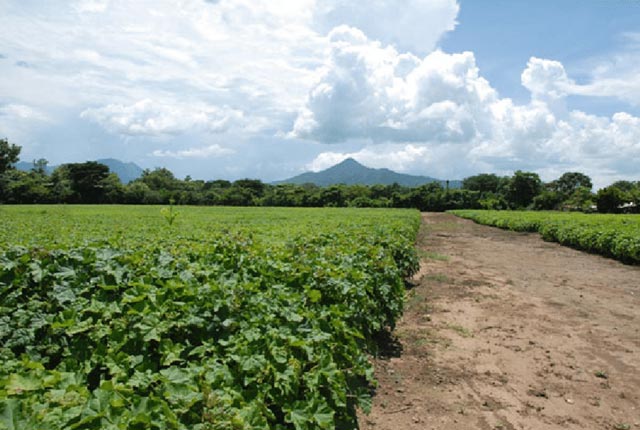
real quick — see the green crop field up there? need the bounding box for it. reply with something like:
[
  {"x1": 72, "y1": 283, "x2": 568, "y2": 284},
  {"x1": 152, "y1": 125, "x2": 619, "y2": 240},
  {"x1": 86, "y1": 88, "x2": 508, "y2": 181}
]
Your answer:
[
  {"x1": 0, "y1": 205, "x2": 420, "y2": 430},
  {"x1": 450, "y1": 210, "x2": 640, "y2": 264}
]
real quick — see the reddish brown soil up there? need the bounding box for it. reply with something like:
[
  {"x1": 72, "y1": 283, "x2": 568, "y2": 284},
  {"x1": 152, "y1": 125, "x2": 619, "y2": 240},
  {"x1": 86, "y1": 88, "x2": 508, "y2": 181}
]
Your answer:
[{"x1": 359, "y1": 212, "x2": 640, "y2": 430}]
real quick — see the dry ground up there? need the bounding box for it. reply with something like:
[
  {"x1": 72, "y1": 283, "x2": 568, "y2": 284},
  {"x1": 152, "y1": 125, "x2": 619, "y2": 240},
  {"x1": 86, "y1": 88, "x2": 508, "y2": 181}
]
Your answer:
[{"x1": 359, "y1": 212, "x2": 640, "y2": 430}]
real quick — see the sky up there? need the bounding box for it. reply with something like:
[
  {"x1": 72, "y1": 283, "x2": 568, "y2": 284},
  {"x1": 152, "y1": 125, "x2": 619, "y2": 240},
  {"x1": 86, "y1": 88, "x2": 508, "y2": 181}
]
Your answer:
[{"x1": 1, "y1": 0, "x2": 640, "y2": 188}]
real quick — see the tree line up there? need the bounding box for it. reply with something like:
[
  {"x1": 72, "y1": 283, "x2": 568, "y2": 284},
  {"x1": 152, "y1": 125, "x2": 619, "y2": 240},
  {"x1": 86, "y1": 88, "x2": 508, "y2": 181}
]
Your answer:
[{"x1": 1, "y1": 138, "x2": 638, "y2": 213}]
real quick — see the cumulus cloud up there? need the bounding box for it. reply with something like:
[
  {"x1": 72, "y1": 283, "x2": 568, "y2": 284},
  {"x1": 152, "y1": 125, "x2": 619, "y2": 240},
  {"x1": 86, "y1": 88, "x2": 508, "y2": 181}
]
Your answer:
[
  {"x1": 307, "y1": 144, "x2": 429, "y2": 172},
  {"x1": 81, "y1": 100, "x2": 244, "y2": 136},
  {"x1": 151, "y1": 144, "x2": 234, "y2": 159},
  {"x1": 313, "y1": 0, "x2": 459, "y2": 54},
  {"x1": 521, "y1": 57, "x2": 575, "y2": 101},
  {"x1": 293, "y1": 29, "x2": 640, "y2": 184},
  {"x1": 292, "y1": 26, "x2": 496, "y2": 143},
  {"x1": 1, "y1": 1, "x2": 639, "y2": 186}
]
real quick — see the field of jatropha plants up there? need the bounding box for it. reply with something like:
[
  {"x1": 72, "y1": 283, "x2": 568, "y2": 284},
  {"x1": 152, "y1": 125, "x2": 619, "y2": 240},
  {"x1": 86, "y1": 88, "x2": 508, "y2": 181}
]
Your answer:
[
  {"x1": 0, "y1": 205, "x2": 420, "y2": 430},
  {"x1": 450, "y1": 210, "x2": 640, "y2": 264}
]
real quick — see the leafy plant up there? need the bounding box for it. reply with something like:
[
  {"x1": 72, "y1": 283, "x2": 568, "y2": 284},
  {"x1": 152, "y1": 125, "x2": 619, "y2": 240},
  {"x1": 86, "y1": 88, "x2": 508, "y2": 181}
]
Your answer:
[
  {"x1": 0, "y1": 206, "x2": 420, "y2": 429},
  {"x1": 161, "y1": 198, "x2": 179, "y2": 226},
  {"x1": 450, "y1": 210, "x2": 640, "y2": 264}
]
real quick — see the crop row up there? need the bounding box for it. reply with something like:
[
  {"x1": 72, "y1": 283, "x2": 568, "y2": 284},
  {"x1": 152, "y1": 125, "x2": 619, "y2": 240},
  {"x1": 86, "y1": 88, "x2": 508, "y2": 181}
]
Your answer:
[
  {"x1": 0, "y1": 211, "x2": 419, "y2": 430},
  {"x1": 450, "y1": 210, "x2": 640, "y2": 264}
]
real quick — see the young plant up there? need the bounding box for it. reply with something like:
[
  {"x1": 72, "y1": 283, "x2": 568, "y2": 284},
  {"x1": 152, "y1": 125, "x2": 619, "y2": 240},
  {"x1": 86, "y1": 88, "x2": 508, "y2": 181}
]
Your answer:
[{"x1": 161, "y1": 198, "x2": 179, "y2": 226}]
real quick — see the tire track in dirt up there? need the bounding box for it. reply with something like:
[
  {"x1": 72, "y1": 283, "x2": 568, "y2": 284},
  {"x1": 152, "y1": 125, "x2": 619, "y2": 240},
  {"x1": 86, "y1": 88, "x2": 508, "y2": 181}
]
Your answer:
[{"x1": 359, "y1": 212, "x2": 640, "y2": 430}]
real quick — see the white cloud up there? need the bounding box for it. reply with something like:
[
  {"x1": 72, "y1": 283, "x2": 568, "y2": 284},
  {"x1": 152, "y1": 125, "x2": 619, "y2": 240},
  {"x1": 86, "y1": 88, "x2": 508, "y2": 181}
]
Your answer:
[
  {"x1": 1, "y1": 1, "x2": 639, "y2": 187},
  {"x1": 151, "y1": 144, "x2": 234, "y2": 159},
  {"x1": 0, "y1": 103, "x2": 51, "y2": 146},
  {"x1": 307, "y1": 144, "x2": 429, "y2": 172},
  {"x1": 292, "y1": 26, "x2": 496, "y2": 143},
  {"x1": 313, "y1": 0, "x2": 459, "y2": 54},
  {"x1": 567, "y1": 32, "x2": 640, "y2": 107},
  {"x1": 0, "y1": 103, "x2": 49, "y2": 121},
  {"x1": 81, "y1": 99, "x2": 244, "y2": 136},
  {"x1": 293, "y1": 29, "x2": 640, "y2": 185},
  {"x1": 521, "y1": 57, "x2": 575, "y2": 101},
  {"x1": 75, "y1": 0, "x2": 110, "y2": 13}
]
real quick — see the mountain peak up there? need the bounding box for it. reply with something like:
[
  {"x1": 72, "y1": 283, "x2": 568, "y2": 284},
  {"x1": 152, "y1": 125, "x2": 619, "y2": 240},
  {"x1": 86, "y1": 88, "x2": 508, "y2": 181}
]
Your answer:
[
  {"x1": 337, "y1": 157, "x2": 361, "y2": 166},
  {"x1": 275, "y1": 159, "x2": 461, "y2": 188}
]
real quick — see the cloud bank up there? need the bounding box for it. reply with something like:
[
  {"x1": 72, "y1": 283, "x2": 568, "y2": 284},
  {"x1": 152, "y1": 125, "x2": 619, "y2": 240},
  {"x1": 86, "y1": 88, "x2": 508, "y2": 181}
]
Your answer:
[
  {"x1": 0, "y1": 0, "x2": 639, "y2": 186},
  {"x1": 81, "y1": 100, "x2": 244, "y2": 136},
  {"x1": 294, "y1": 27, "x2": 640, "y2": 185}
]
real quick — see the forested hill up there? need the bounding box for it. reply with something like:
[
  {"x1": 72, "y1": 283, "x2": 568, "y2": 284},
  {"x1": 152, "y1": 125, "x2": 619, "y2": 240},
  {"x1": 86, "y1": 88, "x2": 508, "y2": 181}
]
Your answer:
[
  {"x1": 275, "y1": 158, "x2": 461, "y2": 188},
  {"x1": 16, "y1": 158, "x2": 143, "y2": 184}
]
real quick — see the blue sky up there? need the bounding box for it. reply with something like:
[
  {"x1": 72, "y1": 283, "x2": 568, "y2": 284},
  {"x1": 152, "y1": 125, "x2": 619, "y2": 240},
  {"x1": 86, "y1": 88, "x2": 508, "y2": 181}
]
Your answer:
[{"x1": 1, "y1": 0, "x2": 639, "y2": 188}]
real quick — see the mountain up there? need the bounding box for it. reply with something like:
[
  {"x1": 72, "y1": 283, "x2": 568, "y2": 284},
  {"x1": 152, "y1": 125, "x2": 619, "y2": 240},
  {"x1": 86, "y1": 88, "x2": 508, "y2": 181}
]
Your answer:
[
  {"x1": 96, "y1": 158, "x2": 144, "y2": 184},
  {"x1": 275, "y1": 158, "x2": 461, "y2": 188},
  {"x1": 15, "y1": 161, "x2": 55, "y2": 175},
  {"x1": 15, "y1": 158, "x2": 144, "y2": 184}
]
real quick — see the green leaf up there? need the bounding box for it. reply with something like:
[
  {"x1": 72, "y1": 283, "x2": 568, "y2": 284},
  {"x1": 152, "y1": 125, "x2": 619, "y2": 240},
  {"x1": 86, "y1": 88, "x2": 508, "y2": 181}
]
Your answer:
[
  {"x1": 5, "y1": 374, "x2": 41, "y2": 394},
  {"x1": 312, "y1": 403, "x2": 334, "y2": 429},
  {"x1": 287, "y1": 408, "x2": 310, "y2": 430},
  {"x1": 307, "y1": 289, "x2": 322, "y2": 303},
  {"x1": 0, "y1": 399, "x2": 21, "y2": 430}
]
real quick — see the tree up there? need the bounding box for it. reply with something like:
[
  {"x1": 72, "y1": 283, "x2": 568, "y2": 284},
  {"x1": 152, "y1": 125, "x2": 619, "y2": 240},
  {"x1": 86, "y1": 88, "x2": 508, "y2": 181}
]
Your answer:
[
  {"x1": 140, "y1": 168, "x2": 179, "y2": 191},
  {"x1": 123, "y1": 181, "x2": 152, "y2": 204},
  {"x1": 564, "y1": 186, "x2": 595, "y2": 212},
  {"x1": 101, "y1": 173, "x2": 124, "y2": 203},
  {"x1": 532, "y1": 190, "x2": 563, "y2": 210},
  {"x1": 31, "y1": 158, "x2": 49, "y2": 175},
  {"x1": 3, "y1": 170, "x2": 51, "y2": 203},
  {"x1": 233, "y1": 179, "x2": 266, "y2": 200},
  {"x1": 0, "y1": 138, "x2": 23, "y2": 202},
  {"x1": 596, "y1": 186, "x2": 626, "y2": 213},
  {"x1": 66, "y1": 161, "x2": 111, "y2": 203},
  {"x1": 552, "y1": 172, "x2": 593, "y2": 196},
  {"x1": 462, "y1": 173, "x2": 504, "y2": 195},
  {"x1": 0, "y1": 138, "x2": 21, "y2": 174},
  {"x1": 610, "y1": 180, "x2": 636, "y2": 193},
  {"x1": 50, "y1": 165, "x2": 73, "y2": 202},
  {"x1": 505, "y1": 171, "x2": 542, "y2": 209}
]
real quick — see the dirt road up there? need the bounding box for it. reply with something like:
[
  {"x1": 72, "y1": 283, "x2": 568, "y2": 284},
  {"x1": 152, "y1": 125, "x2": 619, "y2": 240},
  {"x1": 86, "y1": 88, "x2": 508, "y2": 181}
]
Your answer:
[{"x1": 360, "y1": 212, "x2": 640, "y2": 430}]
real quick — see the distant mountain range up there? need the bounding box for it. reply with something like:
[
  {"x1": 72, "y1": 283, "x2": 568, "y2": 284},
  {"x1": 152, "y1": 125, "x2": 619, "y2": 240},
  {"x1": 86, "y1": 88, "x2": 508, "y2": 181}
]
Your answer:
[
  {"x1": 275, "y1": 158, "x2": 461, "y2": 188},
  {"x1": 15, "y1": 156, "x2": 460, "y2": 188},
  {"x1": 15, "y1": 158, "x2": 144, "y2": 184}
]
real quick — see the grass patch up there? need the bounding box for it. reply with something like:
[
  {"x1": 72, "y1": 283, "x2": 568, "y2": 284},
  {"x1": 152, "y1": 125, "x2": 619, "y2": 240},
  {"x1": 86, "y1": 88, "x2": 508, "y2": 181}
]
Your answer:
[
  {"x1": 425, "y1": 273, "x2": 452, "y2": 283},
  {"x1": 594, "y1": 370, "x2": 608, "y2": 379},
  {"x1": 419, "y1": 250, "x2": 450, "y2": 261},
  {"x1": 447, "y1": 323, "x2": 474, "y2": 338}
]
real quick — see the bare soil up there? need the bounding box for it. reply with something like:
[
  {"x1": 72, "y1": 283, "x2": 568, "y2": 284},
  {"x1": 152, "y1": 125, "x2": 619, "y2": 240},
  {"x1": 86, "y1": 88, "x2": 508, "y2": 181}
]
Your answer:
[{"x1": 359, "y1": 212, "x2": 640, "y2": 430}]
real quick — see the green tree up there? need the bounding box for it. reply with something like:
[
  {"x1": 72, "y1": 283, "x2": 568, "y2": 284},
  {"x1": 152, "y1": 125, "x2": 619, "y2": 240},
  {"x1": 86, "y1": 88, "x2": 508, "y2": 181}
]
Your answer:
[
  {"x1": 551, "y1": 172, "x2": 593, "y2": 196},
  {"x1": 564, "y1": 186, "x2": 595, "y2": 212},
  {"x1": 462, "y1": 173, "x2": 505, "y2": 195},
  {"x1": 609, "y1": 180, "x2": 636, "y2": 193},
  {"x1": 505, "y1": 171, "x2": 542, "y2": 209},
  {"x1": 596, "y1": 186, "x2": 626, "y2": 213},
  {"x1": 123, "y1": 181, "x2": 152, "y2": 204},
  {"x1": 532, "y1": 190, "x2": 564, "y2": 210},
  {"x1": 233, "y1": 179, "x2": 266, "y2": 198},
  {"x1": 50, "y1": 165, "x2": 73, "y2": 202},
  {"x1": 319, "y1": 185, "x2": 346, "y2": 207},
  {"x1": 0, "y1": 138, "x2": 21, "y2": 174},
  {"x1": 0, "y1": 138, "x2": 23, "y2": 202},
  {"x1": 31, "y1": 158, "x2": 49, "y2": 175},
  {"x1": 102, "y1": 173, "x2": 124, "y2": 203},
  {"x1": 66, "y1": 161, "x2": 111, "y2": 203},
  {"x1": 3, "y1": 170, "x2": 51, "y2": 203},
  {"x1": 140, "y1": 168, "x2": 179, "y2": 191}
]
